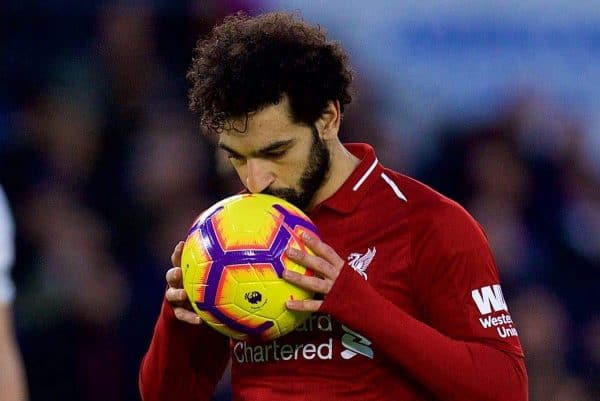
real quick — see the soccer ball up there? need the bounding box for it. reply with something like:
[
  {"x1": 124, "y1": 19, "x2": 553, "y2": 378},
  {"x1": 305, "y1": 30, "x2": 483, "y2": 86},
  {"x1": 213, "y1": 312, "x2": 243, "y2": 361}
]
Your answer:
[{"x1": 181, "y1": 193, "x2": 319, "y2": 340}]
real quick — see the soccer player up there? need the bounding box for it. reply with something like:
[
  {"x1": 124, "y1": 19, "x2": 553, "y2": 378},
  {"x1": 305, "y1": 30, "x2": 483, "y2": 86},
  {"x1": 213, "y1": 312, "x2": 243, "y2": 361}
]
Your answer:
[
  {"x1": 0, "y1": 185, "x2": 29, "y2": 401},
  {"x1": 140, "y1": 12, "x2": 528, "y2": 401}
]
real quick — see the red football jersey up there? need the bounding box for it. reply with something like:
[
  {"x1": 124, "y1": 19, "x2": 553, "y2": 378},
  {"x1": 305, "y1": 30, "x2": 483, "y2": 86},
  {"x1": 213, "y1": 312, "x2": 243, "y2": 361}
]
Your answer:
[{"x1": 140, "y1": 143, "x2": 527, "y2": 401}]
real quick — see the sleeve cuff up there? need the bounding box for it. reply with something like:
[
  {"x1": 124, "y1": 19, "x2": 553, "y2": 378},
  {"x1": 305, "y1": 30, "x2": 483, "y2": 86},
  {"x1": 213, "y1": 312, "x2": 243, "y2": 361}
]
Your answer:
[{"x1": 320, "y1": 264, "x2": 377, "y2": 322}]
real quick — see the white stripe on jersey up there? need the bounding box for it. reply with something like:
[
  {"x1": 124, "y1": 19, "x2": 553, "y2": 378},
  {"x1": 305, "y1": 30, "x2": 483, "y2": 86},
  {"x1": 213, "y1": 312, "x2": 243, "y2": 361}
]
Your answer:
[
  {"x1": 352, "y1": 158, "x2": 379, "y2": 191},
  {"x1": 381, "y1": 173, "x2": 408, "y2": 202}
]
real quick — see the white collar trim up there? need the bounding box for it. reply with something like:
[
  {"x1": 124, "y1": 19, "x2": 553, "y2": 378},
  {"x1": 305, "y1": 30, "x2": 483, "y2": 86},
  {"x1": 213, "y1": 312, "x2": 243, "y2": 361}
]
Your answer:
[
  {"x1": 352, "y1": 158, "x2": 379, "y2": 192},
  {"x1": 381, "y1": 172, "x2": 408, "y2": 202}
]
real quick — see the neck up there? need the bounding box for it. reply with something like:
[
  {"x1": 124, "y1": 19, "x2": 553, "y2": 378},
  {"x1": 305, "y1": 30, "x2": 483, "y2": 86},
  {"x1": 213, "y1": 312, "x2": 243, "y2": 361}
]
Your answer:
[{"x1": 307, "y1": 141, "x2": 360, "y2": 211}]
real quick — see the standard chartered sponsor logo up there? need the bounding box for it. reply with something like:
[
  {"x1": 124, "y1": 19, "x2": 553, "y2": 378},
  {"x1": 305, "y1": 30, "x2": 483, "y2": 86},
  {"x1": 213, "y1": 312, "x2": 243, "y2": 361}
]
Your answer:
[
  {"x1": 234, "y1": 314, "x2": 334, "y2": 364},
  {"x1": 233, "y1": 314, "x2": 374, "y2": 363},
  {"x1": 233, "y1": 338, "x2": 333, "y2": 363},
  {"x1": 340, "y1": 325, "x2": 374, "y2": 360},
  {"x1": 295, "y1": 313, "x2": 334, "y2": 332}
]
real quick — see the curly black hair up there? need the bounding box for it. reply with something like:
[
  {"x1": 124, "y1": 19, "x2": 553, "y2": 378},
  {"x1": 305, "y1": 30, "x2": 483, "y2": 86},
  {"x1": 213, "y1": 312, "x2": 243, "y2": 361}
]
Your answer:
[{"x1": 187, "y1": 11, "x2": 353, "y2": 133}]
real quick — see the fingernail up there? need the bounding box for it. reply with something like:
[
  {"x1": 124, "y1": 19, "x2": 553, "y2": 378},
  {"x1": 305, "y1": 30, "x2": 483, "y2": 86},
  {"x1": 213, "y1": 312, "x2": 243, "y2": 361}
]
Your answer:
[
  {"x1": 286, "y1": 248, "x2": 299, "y2": 258},
  {"x1": 301, "y1": 232, "x2": 311, "y2": 241}
]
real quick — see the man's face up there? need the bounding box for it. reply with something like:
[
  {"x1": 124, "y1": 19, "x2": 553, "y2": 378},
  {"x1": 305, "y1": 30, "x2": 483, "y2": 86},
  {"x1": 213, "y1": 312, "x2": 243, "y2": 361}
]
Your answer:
[{"x1": 218, "y1": 98, "x2": 331, "y2": 211}]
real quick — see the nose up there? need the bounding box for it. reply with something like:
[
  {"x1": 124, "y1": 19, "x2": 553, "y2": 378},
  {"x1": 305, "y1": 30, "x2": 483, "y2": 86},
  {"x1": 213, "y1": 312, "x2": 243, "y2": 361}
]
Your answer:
[{"x1": 245, "y1": 158, "x2": 275, "y2": 193}]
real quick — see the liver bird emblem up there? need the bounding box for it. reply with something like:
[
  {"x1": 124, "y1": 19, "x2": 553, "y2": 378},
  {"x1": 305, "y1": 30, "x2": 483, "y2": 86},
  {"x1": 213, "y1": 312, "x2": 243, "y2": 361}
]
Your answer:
[{"x1": 347, "y1": 247, "x2": 376, "y2": 280}]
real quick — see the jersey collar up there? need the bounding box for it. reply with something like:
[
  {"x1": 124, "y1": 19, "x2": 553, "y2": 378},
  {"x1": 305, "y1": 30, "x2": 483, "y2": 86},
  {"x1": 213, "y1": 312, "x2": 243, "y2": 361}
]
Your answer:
[{"x1": 317, "y1": 143, "x2": 383, "y2": 214}]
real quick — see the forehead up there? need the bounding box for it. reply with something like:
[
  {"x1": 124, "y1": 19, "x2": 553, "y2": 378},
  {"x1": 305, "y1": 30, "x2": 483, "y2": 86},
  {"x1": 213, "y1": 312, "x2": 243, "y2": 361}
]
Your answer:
[{"x1": 219, "y1": 98, "x2": 300, "y2": 148}]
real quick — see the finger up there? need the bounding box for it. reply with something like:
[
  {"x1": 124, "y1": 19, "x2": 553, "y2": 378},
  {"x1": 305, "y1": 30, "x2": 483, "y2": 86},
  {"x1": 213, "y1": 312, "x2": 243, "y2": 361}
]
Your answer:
[
  {"x1": 165, "y1": 267, "x2": 183, "y2": 288},
  {"x1": 286, "y1": 298, "x2": 322, "y2": 312},
  {"x1": 300, "y1": 232, "x2": 344, "y2": 268},
  {"x1": 166, "y1": 287, "x2": 188, "y2": 303},
  {"x1": 173, "y1": 307, "x2": 203, "y2": 325},
  {"x1": 283, "y1": 269, "x2": 331, "y2": 294},
  {"x1": 286, "y1": 247, "x2": 337, "y2": 279},
  {"x1": 171, "y1": 241, "x2": 185, "y2": 267}
]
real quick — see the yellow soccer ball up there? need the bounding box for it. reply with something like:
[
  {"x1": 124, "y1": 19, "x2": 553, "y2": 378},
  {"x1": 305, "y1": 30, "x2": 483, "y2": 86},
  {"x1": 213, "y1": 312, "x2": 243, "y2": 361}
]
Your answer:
[{"x1": 181, "y1": 193, "x2": 318, "y2": 340}]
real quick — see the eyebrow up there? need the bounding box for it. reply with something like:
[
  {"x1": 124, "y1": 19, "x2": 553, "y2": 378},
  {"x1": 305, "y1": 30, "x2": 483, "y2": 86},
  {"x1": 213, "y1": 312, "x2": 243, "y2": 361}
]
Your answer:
[{"x1": 218, "y1": 139, "x2": 295, "y2": 158}]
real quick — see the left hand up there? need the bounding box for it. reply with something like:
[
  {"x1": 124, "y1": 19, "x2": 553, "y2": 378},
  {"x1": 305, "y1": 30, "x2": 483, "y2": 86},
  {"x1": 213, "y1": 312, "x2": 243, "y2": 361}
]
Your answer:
[{"x1": 282, "y1": 231, "x2": 345, "y2": 312}]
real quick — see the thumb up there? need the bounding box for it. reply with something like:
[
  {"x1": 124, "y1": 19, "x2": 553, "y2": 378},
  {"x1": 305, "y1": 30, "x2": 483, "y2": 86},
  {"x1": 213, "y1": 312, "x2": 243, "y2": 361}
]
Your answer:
[{"x1": 171, "y1": 241, "x2": 185, "y2": 267}]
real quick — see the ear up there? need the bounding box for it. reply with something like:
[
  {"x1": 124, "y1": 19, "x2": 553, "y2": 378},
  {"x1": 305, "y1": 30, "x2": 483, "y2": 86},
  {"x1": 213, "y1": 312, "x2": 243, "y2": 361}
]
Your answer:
[{"x1": 315, "y1": 100, "x2": 341, "y2": 140}]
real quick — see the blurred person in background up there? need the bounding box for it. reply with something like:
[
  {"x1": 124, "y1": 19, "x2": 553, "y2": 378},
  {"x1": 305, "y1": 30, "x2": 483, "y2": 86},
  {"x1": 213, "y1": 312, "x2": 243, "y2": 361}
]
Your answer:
[
  {"x1": 510, "y1": 286, "x2": 594, "y2": 401},
  {"x1": 140, "y1": 12, "x2": 527, "y2": 401},
  {"x1": 1, "y1": 2, "x2": 255, "y2": 400},
  {"x1": 417, "y1": 93, "x2": 600, "y2": 400},
  {"x1": 0, "y1": 185, "x2": 29, "y2": 401}
]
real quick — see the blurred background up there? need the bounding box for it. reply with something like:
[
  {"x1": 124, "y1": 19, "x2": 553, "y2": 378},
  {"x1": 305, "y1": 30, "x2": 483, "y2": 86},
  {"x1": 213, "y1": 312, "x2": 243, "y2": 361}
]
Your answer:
[{"x1": 0, "y1": 1, "x2": 598, "y2": 400}]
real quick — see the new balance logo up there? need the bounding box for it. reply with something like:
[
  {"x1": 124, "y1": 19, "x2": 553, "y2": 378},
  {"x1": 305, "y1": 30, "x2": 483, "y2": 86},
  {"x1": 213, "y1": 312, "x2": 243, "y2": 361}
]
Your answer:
[
  {"x1": 347, "y1": 247, "x2": 376, "y2": 280},
  {"x1": 340, "y1": 325, "x2": 374, "y2": 360},
  {"x1": 471, "y1": 285, "x2": 508, "y2": 315}
]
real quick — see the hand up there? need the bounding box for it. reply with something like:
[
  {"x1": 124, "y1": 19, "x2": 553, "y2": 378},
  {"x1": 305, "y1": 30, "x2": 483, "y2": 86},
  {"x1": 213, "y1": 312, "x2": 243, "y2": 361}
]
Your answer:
[
  {"x1": 165, "y1": 241, "x2": 202, "y2": 325},
  {"x1": 282, "y1": 232, "x2": 344, "y2": 312}
]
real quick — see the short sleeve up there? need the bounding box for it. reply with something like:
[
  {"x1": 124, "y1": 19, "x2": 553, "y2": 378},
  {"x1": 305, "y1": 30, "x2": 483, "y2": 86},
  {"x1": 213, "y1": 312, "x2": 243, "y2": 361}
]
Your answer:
[
  {"x1": 411, "y1": 199, "x2": 524, "y2": 357},
  {"x1": 0, "y1": 185, "x2": 16, "y2": 304}
]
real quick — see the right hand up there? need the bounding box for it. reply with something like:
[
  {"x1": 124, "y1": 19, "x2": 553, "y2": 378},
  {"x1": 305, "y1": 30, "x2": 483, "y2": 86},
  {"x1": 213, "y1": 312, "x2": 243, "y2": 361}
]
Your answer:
[{"x1": 165, "y1": 241, "x2": 202, "y2": 325}]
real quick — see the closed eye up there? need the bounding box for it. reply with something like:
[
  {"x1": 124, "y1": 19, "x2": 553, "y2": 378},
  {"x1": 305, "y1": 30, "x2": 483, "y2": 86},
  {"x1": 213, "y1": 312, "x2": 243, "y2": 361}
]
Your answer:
[
  {"x1": 257, "y1": 140, "x2": 294, "y2": 159},
  {"x1": 218, "y1": 139, "x2": 293, "y2": 161},
  {"x1": 262, "y1": 149, "x2": 287, "y2": 159},
  {"x1": 226, "y1": 151, "x2": 245, "y2": 161},
  {"x1": 219, "y1": 144, "x2": 245, "y2": 162}
]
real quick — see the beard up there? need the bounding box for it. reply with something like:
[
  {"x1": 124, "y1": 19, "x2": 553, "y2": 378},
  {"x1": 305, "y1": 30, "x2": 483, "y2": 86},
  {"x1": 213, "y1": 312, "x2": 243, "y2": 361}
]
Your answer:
[{"x1": 263, "y1": 126, "x2": 330, "y2": 211}]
